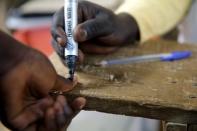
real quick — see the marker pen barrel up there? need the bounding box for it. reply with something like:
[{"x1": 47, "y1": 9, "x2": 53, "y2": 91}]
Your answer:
[{"x1": 64, "y1": 0, "x2": 78, "y2": 80}]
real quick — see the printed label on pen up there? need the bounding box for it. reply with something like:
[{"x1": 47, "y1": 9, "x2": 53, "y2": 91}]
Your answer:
[{"x1": 65, "y1": 0, "x2": 78, "y2": 56}]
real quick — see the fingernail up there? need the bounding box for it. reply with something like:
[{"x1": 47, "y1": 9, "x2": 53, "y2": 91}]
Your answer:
[
  {"x1": 57, "y1": 37, "x2": 65, "y2": 47},
  {"x1": 79, "y1": 98, "x2": 86, "y2": 109},
  {"x1": 79, "y1": 29, "x2": 87, "y2": 41},
  {"x1": 57, "y1": 37, "x2": 62, "y2": 43}
]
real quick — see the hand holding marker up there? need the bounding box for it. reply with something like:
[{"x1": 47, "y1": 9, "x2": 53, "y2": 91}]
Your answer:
[
  {"x1": 63, "y1": 1, "x2": 191, "y2": 71},
  {"x1": 96, "y1": 51, "x2": 192, "y2": 67},
  {"x1": 64, "y1": 0, "x2": 78, "y2": 80}
]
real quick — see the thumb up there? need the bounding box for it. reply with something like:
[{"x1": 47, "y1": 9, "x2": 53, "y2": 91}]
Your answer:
[
  {"x1": 74, "y1": 16, "x2": 113, "y2": 42},
  {"x1": 51, "y1": 75, "x2": 78, "y2": 93}
]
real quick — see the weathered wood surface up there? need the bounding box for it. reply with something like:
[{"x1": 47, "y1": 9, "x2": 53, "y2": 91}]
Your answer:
[
  {"x1": 50, "y1": 40, "x2": 197, "y2": 124},
  {"x1": 165, "y1": 123, "x2": 187, "y2": 131}
]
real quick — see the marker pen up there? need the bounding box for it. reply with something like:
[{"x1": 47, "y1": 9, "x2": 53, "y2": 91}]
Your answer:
[{"x1": 64, "y1": 0, "x2": 78, "y2": 80}]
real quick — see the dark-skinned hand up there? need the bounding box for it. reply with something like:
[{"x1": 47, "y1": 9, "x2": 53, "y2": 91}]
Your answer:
[
  {"x1": 51, "y1": 1, "x2": 139, "y2": 63},
  {"x1": 0, "y1": 31, "x2": 86, "y2": 131}
]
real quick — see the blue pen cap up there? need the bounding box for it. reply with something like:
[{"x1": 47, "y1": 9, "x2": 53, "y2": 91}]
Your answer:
[{"x1": 161, "y1": 51, "x2": 192, "y2": 61}]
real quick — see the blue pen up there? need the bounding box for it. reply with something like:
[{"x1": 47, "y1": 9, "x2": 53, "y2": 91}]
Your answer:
[{"x1": 97, "y1": 51, "x2": 192, "y2": 67}]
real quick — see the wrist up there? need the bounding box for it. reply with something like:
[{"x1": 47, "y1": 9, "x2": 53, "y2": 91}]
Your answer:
[{"x1": 116, "y1": 13, "x2": 140, "y2": 44}]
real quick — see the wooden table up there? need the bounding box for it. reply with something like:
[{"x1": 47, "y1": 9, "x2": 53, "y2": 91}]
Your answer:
[{"x1": 51, "y1": 40, "x2": 197, "y2": 131}]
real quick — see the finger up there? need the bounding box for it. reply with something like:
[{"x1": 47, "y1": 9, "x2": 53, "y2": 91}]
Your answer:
[
  {"x1": 56, "y1": 96, "x2": 72, "y2": 116},
  {"x1": 50, "y1": 96, "x2": 85, "y2": 130},
  {"x1": 52, "y1": 39, "x2": 65, "y2": 59},
  {"x1": 52, "y1": 76, "x2": 78, "y2": 93},
  {"x1": 51, "y1": 7, "x2": 65, "y2": 42},
  {"x1": 45, "y1": 108, "x2": 57, "y2": 131},
  {"x1": 54, "y1": 96, "x2": 73, "y2": 128},
  {"x1": 52, "y1": 39, "x2": 84, "y2": 64},
  {"x1": 71, "y1": 97, "x2": 86, "y2": 111},
  {"x1": 70, "y1": 97, "x2": 86, "y2": 119},
  {"x1": 55, "y1": 51, "x2": 84, "y2": 69},
  {"x1": 97, "y1": 33, "x2": 126, "y2": 46},
  {"x1": 54, "y1": 100, "x2": 66, "y2": 129},
  {"x1": 51, "y1": 27, "x2": 67, "y2": 58},
  {"x1": 77, "y1": 50, "x2": 85, "y2": 64},
  {"x1": 74, "y1": 15, "x2": 113, "y2": 42},
  {"x1": 56, "y1": 95, "x2": 67, "y2": 109},
  {"x1": 63, "y1": 50, "x2": 85, "y2": 64},
  {"x1": 11, "y1": 97, "x2": 53, "y2": 130},
  {"x1": 80, "y1": 42, "x2": 120, "y2": 54},
  {"x1": 56, "y1": 27, "x2": 67, "y2": 47},
  {"x1": 53, "y1": 96, "x2": 75, "y2": 130}
]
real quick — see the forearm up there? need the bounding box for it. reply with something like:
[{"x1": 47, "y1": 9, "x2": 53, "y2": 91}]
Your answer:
[
  {"x1": 0, "y1": 31, "x2": 29, "y2": 78},
  {"x1": 116, "y1": 0, "x2": 192, "y2": 42}
]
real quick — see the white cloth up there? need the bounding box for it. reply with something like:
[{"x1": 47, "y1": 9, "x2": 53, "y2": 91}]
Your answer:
[{"x1": 68, "y1": 111, "x2": 160, "y2": 131}]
